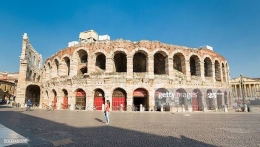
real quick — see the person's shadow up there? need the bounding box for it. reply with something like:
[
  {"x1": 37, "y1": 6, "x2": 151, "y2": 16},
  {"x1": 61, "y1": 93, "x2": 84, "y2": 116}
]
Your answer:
[{"x1": 95, "y1": 118, "x2": 105, "y2": 123}]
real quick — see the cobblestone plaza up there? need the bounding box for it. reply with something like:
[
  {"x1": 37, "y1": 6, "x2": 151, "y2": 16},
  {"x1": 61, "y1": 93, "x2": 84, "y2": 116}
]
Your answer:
[{"x1": 1, "y1": 106, "x2": 260, "y2": 147}]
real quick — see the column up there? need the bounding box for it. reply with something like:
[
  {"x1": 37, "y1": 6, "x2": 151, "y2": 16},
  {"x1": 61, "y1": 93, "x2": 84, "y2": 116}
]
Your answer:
[
  {"x1": 234, "y1": 84, "x2": 237, "y2": 98},
  {"x1": 185, "y1": 59, "x2": 191, "y2": 81},
  {"x1": 239, "y1": 84, "x2": 242, "y2": 99},
  {"x1": 168, "y1": 57, "x2": 174, "y2": 79},
  {"x1": 212, "y1": 62, "x2": 216, "y2": 82},
  {"x1": 126, "y1": 55, "x2": 133, "y2": 79},
  {"x1": 200, "y1": 61, "x2": 205, "y2": 81},
  {"x1": 147, "y1": 55, "x2": 154, "y2": 79},
  {"x1": 105, "y1": 55, "x2": 113, "y2": 73},
  {"x1": 249, "y1": 84, "x2": 252, "y2": 98}
]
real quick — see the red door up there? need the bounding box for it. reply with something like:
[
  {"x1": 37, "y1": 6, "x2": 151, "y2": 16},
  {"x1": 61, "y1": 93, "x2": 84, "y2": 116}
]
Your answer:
[
  {"x1": 112, "y1": 97, "x2": 126, "y2": 111},
  {"x1": 192, "y1": 97, "x2": 198, "y2": 111},
  {"x1": 53, "y1": 97, "x2": 57, "y2": 109},
  {"x1": 94, "y1": 97, "x2": 104, "y2": 110},
  {"x1": 63, "y1": 97, "x2": 68, "y2": 109}
]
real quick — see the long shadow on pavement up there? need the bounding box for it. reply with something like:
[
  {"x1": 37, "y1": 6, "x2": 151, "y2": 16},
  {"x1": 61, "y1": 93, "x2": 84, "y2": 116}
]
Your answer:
[{"x1": 0, "y1": 107, "x2": 216, "y2": 147}]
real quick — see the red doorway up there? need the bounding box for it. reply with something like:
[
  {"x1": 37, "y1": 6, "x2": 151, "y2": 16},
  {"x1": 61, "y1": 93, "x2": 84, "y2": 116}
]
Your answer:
[
  {"x1": 112, "y1": 88, "x2": 126, "y2": 111},
  {"x1": 94, "y1": 89, "x2": 105, "y2": 110},
  {"x1": 63, "y1": 97, "x2": 68, "y2": 109}
]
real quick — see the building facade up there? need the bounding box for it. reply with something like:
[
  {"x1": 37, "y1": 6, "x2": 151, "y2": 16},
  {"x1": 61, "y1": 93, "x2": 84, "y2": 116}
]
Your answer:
[
  {"x1": 230, "y1": 76, "x2": 260, "y2": 102},
  {"x1": 16, "y1": 30, "x2": 232, "y2": 112}
]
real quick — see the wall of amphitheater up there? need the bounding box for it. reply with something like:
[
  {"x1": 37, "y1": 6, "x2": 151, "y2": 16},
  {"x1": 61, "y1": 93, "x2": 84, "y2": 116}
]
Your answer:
[
  {"x1": 37, "y1": 40, "x2": 231, "y2": 110},
  {"x1": 16, "y1": 34, "x2": 232, "y2": 112}
]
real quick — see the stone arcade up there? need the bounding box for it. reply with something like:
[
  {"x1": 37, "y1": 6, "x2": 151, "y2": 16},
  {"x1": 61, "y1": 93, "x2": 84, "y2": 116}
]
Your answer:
[{"x1": 16, "y1": 30, "x2": 232, "y2": 112}]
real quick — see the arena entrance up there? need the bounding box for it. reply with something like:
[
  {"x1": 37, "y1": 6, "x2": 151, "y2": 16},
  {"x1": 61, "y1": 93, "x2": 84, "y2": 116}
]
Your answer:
[
  {"x1": 217, "y1": 90, "x2": 223, "y2": 109},
  {"x1": 192, "y1": 89, "x2": 203, "y2": 111},
  {"x1": 25, "y1": 85, "x2": 40, "y2": 105},
  {"x1": 154, "y1": 88, "x2": 170, "y2": 111},
  {"x1": 94, "y1": 89, "x2": 105, "y2": 110},
  {"x1": 62, "y1": 89, "x2": 68, "y2": 109},
  {"x1": 52, "y1": 89, "x2": 57, "y2": 109},
  {"x1": 75, "y1": 89, "x2": 86, "y2": 110},
  {"x1": 176, "y1": 88, "x2": 189, "y2": 111},
  {"x1": 112, "y1": 88, "x2": 127, "y2": 111},
  {"x1": 133, "y1": 88, "x2": 148, "y2": 111},
  {"x1": 206, "y1": 89, "x2": 215, "y2": 110}
]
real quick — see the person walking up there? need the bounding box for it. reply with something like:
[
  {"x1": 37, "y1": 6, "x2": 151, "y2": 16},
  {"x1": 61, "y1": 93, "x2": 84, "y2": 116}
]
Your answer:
[{"x1": 104, "y1": 100, "x2": 110, "y2": 124}]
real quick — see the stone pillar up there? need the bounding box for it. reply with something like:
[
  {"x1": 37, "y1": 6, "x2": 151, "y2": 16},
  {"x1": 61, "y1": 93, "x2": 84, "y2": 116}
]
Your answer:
[
  {"x1": 212, "y1": 62, "x2": 216, "y2": 82},
  {"x1": 88, "y1": 54, "x2": 95, "y2": 74},
  {"x1": 127, "y1": 56, "x2": 133, "y2": 79},
  {"x1": 127, "y1": 92, "x2": 133, "y2": 111},
  {"x1": 185, "y1": 60, "x2": 191, "y2": 81},
  {"x1": 147, "y1": 55, "x2": 154, "y2": 79},
  {"x1": 69, "y1": 60, "x2": 78, "y2": 77},
  {"x1": 140, "y1": 104, "x2": 143, "y2": 112},
  {"x1": 220, "y1": 66, "x2": 223, "y2": 83},
  {"x1": 182, "y1": 104, "x2": 185, "y2": 112},
  {"x1": 200, "y1": 61, "x2": 205, "y2": 81},
  {"x1": 168, "y1": 57, "x2": 174, "y2": 79},
  {"x1": 149, "y1": 89, "x2": 155, "y2": 111},
  {"x1": 234, "y1": 85, "x2": 237, "y2": 98},
  {"x1": 161, "y1": 104, "x2": 164, "y2": 112},
  {"x1": 239, "y1": 84, "x2": 242, "y2": 99},
  {"x1": 105, "y1": 55, "x2": 113, "y2": 73}
]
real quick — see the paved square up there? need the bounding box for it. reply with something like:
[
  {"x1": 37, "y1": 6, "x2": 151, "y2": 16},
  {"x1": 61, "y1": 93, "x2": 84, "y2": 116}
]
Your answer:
[{"x1": 0, "y1": 106, "x2": 260, "y2": 147}]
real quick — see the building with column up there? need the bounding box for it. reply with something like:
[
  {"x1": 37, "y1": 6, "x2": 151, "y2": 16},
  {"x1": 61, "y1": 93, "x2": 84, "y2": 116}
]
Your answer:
[
  {"x1": 230, "y1": 76, "x2": 260, "y2": 101},
  {"x1": 15, "y1": 30, "x2": 232, "y2": 112}
]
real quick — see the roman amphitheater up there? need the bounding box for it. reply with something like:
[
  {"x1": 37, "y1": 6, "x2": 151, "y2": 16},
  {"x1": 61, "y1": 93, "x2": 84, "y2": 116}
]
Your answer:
[{"x1": 16, "y1": 30, "x2": 232, "y2": 112}]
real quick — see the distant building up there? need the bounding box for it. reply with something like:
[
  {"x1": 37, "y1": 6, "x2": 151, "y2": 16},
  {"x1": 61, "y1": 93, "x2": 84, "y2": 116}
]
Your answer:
[
  {"x1": 230, "y1": 76, "x2": 260, "y2": 101},
  {"x1": 0, "y1": 80, "x2": 16, "y2": 101}
]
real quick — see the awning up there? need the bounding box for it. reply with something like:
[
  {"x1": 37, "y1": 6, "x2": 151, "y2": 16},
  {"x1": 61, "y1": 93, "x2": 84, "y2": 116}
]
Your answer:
[{"x1": 133, "y1": 90, "x2": 147, "y2": 97}]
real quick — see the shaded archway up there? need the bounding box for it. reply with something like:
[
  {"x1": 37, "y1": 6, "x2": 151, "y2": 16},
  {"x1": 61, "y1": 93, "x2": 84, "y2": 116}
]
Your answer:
[
  {"x1": 217, "y1": 90, "x2": 223, "y2": 108},
  {"x1": 133, "y1": 88, "x2": 149, "y2": 111},
  {"x1": 154, "y1": 88, "x2": 170, "y2": 111},
  {"x1": 112, "y1": 88, "x2": 127, "y2": 111},
  {"x1": 133, "y1": 52, "x2": 147, "y2": 72},
  {"x1": 96, "y1": 53, "x2": 106, "y2": 70},
  {"x1": 176, "y1": 88, "x2": 189, "y2": 110},
  {"x1": 62, "y1": 89, "x2": 68, "y2": 109},
  {"x1": 114, "y1": 52, "x2": 127, "y2": 72},
  {"x1": 192, "y1": 89, "x2": 203, "y2": 111},
  {"x1": 190, "y1": 55, "x2": 201, "y2": 76},
  {"x1": 52, "y1": 89, "x2": 57, "y2": 109},
  {"x1": 25, "y1": 85, "x2": 40, "y2": 105},
  {"x1": 215, "y1": 61, "x2": 221, "y2": 81},
  {"x1": 173, "y1": 53, "x2": 186, "y2": 74},
  {"x1": 222, "y1": 63, "x2": 226, "y2": 82},
  {"x1": 154, "y1": 52, "x2": 167, "y2": 75},
  {"x1": 206, "y1": 89, "x2": 215, "y2": 110},
  {"x1": 54, "y1": 59, "x2": 59, "y2": 77},
  {"x1": 77, "y1": 49, "x2": 88, "y2": 75},
  {"x1": 94, "y1": 89, "x2": 105, "y2": 110},
  {"x1": 63, "y1": 57, "x2": 70, "y2": 76},
  {"x1": 75, "y1": 89, "x2": 86, "y2": 110},
  {"x1": 224, "y1": 91, "x2": 228, "y2": 107},
  {"x1": 204, "y1": 57, "x2": 212, "y2": 77}
]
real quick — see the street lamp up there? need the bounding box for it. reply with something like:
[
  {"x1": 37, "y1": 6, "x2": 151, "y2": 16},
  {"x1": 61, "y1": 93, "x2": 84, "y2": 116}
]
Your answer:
[{"x1": 239, "y1": 74, "x2": 245, "y2": 110}]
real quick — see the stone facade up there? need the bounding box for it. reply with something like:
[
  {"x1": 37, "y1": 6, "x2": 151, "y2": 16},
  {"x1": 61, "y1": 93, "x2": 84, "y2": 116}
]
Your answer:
[
  {"x1": 230, "y1": 76, "x2": 260, "y2": 102},
  {"x1": 16, "y1": 30, "x2": 232, "y2": 112}
]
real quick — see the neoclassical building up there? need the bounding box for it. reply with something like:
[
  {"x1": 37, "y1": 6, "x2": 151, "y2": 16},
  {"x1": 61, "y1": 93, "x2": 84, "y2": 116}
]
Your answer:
[
  {"x1": 230, "y1": 76, "x2": 260, "y2": 101},
  {"x1": 16, "y1": 30, "x2": 232, "y2": 112}
]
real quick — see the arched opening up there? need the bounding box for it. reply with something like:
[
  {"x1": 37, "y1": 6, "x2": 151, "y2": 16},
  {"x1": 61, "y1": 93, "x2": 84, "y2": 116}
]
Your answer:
[
  {"x1": 62, "y1": 89, "x2": 68, "y2": 109},
  {"x1": 133, "y1": 52, "x2": 147, "y2": 72},
  {"x1": 217, "y1": 90, "x2": 223, "y2": 109},
  {"x1": 114, "y1": 52, "x2": 127, "y2": 72},
  {"x1": 54, "y1": 59, "x2": 59, "y2": 77},
  {"x1": 48, "y1": 62, "x2": 51, "y2": 80},
  {"x1": 133, "y1": 88, "x2": 149, "y2": 111},
  {"x1": 192, "y1": 89, "x2": 203, "y2": 111},
  {"x1": 52, "y1": 89, "x2": 57, "y2": 109},
  {"x1": 206, "y1": 89, "x2": 215, "y2": 110},
  {"x1": 77, "y1": 50, "x2": 88, "y2": 75},
  {"x1": 154, "y1": 52, "x2": 167, "y2": 75},
  {"x1": 64, "y1": 57, "x2": 70, "y2": 76},
  {"x1": 215, "y1": 61, "x2": 221, "y2": 81},
  {"x1": 204, "y1": 57, "x2": 212, "y2": 77},
  {"x1": 176, "y1": 88, "x2": 189, "y2": 110},
  {"x1": 173, "y1": 53, "x2": 186, "y2": 74},
  {"x1": 112, "y1": 88, "x2": 127, "y2": 111},
  {"x1": 75, "y1": 89, "x2": 86, "y2": 110},
  {"x1": 154, "y1": 88, "x2": 170, "y2": 111},
  {"x1": 224, "y1": 91, "x2": 228, "y2": 107},
  {"x1": 222, "y1": 63, "x2": 226, "y2": 82},
  {"x1": 25, "y1": 85, "x2": 40, "y2": 105},
  {"x1": 94, "y1": 89, "x2": 105, "y2": 110},
  {"x1": 190, "y1": 55, "x2": 201, "y2": 76},
  {"x1": 95, "y1": 53, "x2": 106, "y2": 70}
]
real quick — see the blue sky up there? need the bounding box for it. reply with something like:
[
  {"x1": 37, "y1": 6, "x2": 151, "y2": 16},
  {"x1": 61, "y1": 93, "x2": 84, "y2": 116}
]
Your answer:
[{"x1": 0, "y1": 0, "x2": 259, "y2": 78}]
